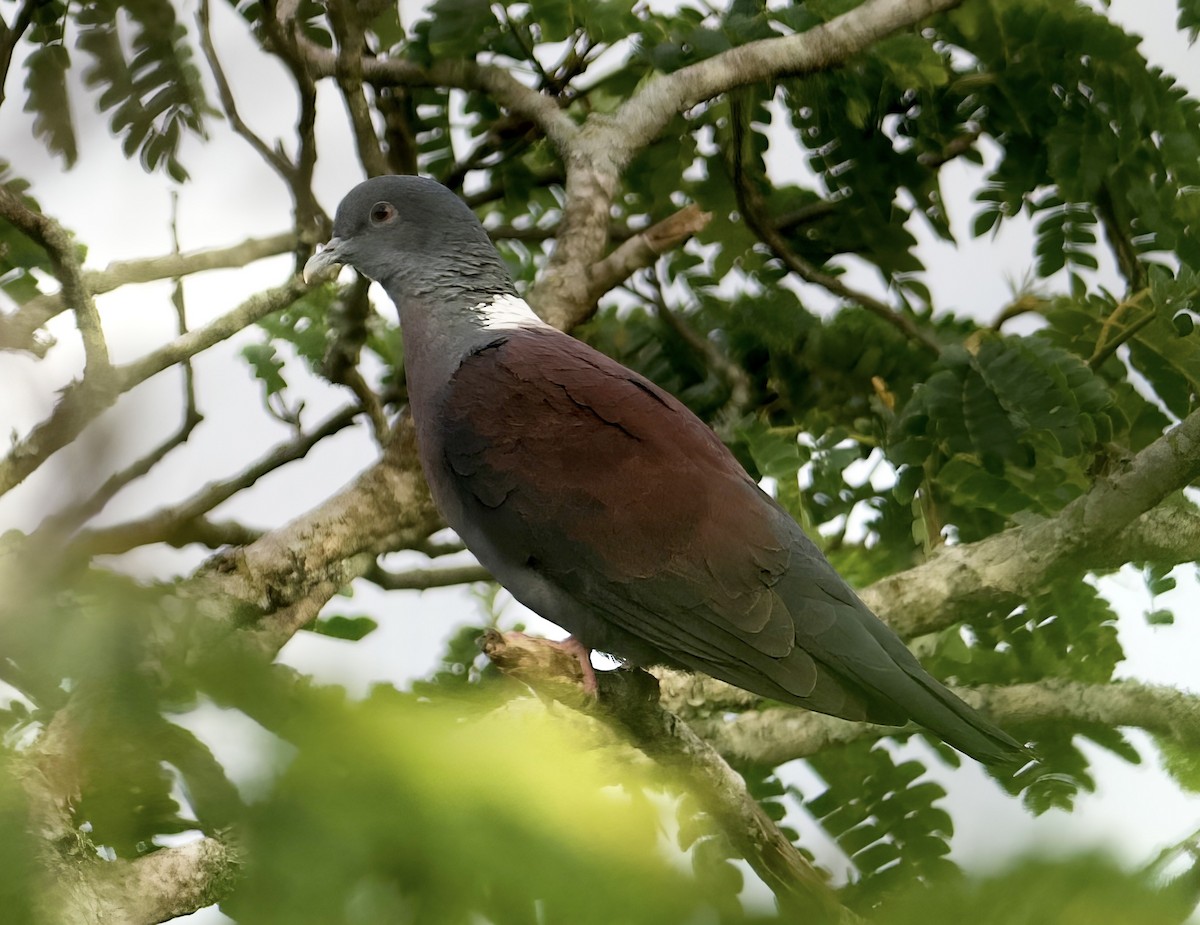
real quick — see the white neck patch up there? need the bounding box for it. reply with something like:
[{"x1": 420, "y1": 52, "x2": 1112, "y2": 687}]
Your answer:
[{"x1": 472, "y1": 293, "x2": 552, "y2": 331}]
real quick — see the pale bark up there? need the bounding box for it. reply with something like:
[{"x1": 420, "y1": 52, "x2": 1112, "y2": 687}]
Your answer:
[
  {"x1": 861, "y1": 409, "x2": 1200, "y2": 638},
  {"x1": 677, "y1": 680, "x2": 1200, "y2": 768}
]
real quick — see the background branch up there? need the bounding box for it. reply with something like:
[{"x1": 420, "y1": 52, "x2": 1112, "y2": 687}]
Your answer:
[
  {"x1": 728, "y1": 94, "x2": 940, "y2": 354},
  {"x1": 481, "y1": 631, "x2": 858, "y2": 924},
  {"x1": 0, "y1": 231, "x2": 296, "y2": 354},
  {"x1": 861, "y1": 408, "x2": 1200, "y2": 638},
  {"x1": 364, "y1": 561, "x2": 493, "y2": 591},
  {"x1": 0, "y1": 277, "x2": 312, "y2": 499},
  {"x1": 680, "y1": 679, "x2": 1200, "y2": 768},
  {"x1": 67, "y1": 405, "x2": 361, "y2": 558},
  {"x1": 0, "y1": 186, "x2": 111, "y2": 376}
]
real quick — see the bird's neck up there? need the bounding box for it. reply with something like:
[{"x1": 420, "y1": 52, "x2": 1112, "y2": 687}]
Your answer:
[{"x1": 388, "y1": 284, "x2": 551, "y2": 422}]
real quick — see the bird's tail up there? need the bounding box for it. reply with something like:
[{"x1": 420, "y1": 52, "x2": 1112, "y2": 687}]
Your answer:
[{"x1": 891, "y1": 666, "x2": 1033, "y2": 767}]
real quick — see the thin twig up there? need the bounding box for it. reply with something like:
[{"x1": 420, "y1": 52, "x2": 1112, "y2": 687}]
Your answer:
[
  {"x1": 632, "y1": 271, "x2": 753, "y2": 436},
  {"x1": 990, "y1": 293, "x2": 1049, "y2": 331},
  {"x1": 299, "y1": 44, "x2": 580, "y2": 155},
  {"x1": 118, "y1": 277, "x2": 310, "y2": 390},
  {"x1": 69, "y1": 405, "x2": 361, "y2": 558},
  {"x1": 197, "y1": 0, "x2": 292, "y2": 176},
  {"x1": 0, "y1": 0, "x2": 37, "y2": 108},
  {"x1": 327, "y1": 0, "x2": 389, "y2": 177},
  {"x1": 0, "y1": 231, "x2": 296, "y2": 354},
  {"x1": 574, "y1": 204, "x2": 712, "y2": 322},
  {"x1": 1096, "y1": 182, "x2": 1145, "y2": 293},
  {"x1": 0, "y1": 277, "x2": 312, "y2": 498},
  {"x1": 38, "y1": 195, "x2": 208, "y2": 536},
  {"x1": 363, "y1": 561, "x2": 493, "y2": 591},
  {"x1": 321, "y1": 276, "x2": 391, "y2": 443},
  {"x1": 727, "y1": 95, "x2": 940, "y2": 355},
  {"x1": 915, "y1": 129, "x2": 982, "y2": 168},
  {"x1": 1088, "y1": 289, "x2": 1152, "y2": 369}
]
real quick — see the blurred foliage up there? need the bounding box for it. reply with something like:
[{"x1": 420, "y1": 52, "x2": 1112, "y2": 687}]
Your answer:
[
  {"x1": 2, "y1": 574, "x2": 1195, "y2": 924},
  {"x1": 3, "y1": 0, "x2": 1200, "y2": 921}
]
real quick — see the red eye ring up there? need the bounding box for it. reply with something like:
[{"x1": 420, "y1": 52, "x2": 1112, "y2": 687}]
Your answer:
[{"x1": 370, "y1": 201, "x2": 397, "y2": 225}]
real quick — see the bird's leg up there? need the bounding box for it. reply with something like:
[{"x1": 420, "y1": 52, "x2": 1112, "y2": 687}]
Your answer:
[{"x1": 548, "y1": 635, "x2": 598, "y2": 695}]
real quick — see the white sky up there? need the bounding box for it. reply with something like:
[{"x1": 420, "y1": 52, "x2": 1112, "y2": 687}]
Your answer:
[{"x1": 1, "y1": 1, "x2": 1199, "y2": 922}]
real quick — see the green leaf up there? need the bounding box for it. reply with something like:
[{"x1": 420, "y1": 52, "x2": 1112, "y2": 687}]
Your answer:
[
  {"x1": 75, "y1": 0, "x2": 210, "y2": 180},
  {"x1": 24, "y1": 44, "x2": 77, "y2": 167},
  {"x1": 425, "y1": 0, "x2": 500, "y2": 55},
  {"x1": 1156, "y1": 736, "x2": 1200, "y2": 793},
  {"x1": 241, "y1": 343, "x2": 287, "y2": 398},
  {"x1": 738, "y1": 419, "x2": 802, "y2": 482},
  {"x1": 306, "y1": 614, "x2": 380, "y2": 642}
]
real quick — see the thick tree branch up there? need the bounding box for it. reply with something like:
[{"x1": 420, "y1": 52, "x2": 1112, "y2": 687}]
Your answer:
[
  {"x1": 1100, "y1": 498, "x2": 1200, "y2": 568},
  {"x1": 481, "y1": 632, "x2": 857, "y2": 924},
  {"x1": 188, "y1": 417, "x2": 441, "y2": 649},
  {"x1": 531, "y1": 0, "x2": 963, "y2": 332},
  {"x1": 606, "y1": 0, "x2": 965, "y2": 166},
  {"x1": 18, "y1": 704, "x2": 238, "y2": 925}
]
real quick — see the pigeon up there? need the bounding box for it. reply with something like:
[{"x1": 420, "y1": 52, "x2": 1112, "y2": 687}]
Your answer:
[{"x1": 304, "y1": 175, "x2": 1029, "y2": 766}]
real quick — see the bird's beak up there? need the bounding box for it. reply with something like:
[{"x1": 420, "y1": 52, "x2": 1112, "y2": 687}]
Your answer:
[{"x1": 303, "y1": 237, "x2": 347, "y2": 283}]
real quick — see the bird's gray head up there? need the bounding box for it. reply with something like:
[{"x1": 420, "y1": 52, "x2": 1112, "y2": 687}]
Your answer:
[{"x1": 303, "y1": 176, "x2": 516, "y2": 302}]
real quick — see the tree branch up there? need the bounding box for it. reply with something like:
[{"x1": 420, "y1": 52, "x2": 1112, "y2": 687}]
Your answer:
[
  {"x1": 860, "y1": 408, "x2": 1200, "y2": 639},
  {"x1": 728, "y1": 94, "x2": 940, "y2": 354},
  {"x1": 0, "y1": 277, "x2": 310, "y2": 499},
  {"x1": 0, "y1": 0, "x2": 36, "y2": 108},
  {"x1": 363, "y1": 561, "x2": 493, "y2": 591},
  {"x1": 198, "y1": 0, "x2": 293, "y2": 178},
  {"x1": 576, "y1": 204, "x2": 712, "y2": 316},
  {"x1": 529, "y1": 0, "x2": 964, "y2": 333},
  {"x1": 187, "y1": 416, "x2": 442, "y2": 650},
  {"x1": 0, "y1": 231, "x2": 296, "y2": 355},
  {"x1": 68, "y1": 405, "x2": 361, "y2": 559},
  {"x1": 327, "y1": 1, "x2": 390, "y2": 178},
  {"x1": 606, "y1": 0, "x2": 965, "y2": 167},
  {"x1": 0, "y1": 186, "x2": 111, "y2": 377},
  {"x1": 298, "y1": 45, "x2": 579, "y2": 155},
  {"x1": 678, "y1": 679, "x2": 1200, "y2": 768},
  {"x1": 16, "y1": 703, "x2": 239, "y2": 925},
  {"x1": 480, "y1": 631, "x2": 858, "y2": 924},
  {"x1": 632, "y1": 272, "x2": 754, "y2": 435}
]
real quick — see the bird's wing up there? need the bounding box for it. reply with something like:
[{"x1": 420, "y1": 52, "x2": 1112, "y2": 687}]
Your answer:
[{"x1": 439, "y1": 327, "x2": 903, "y2": 724}]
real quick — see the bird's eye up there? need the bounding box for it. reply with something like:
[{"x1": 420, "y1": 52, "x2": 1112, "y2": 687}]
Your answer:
[{"x1": 370, "y1": 201, "x2": 397, "y2": 225}]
